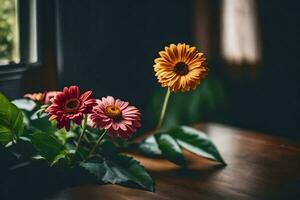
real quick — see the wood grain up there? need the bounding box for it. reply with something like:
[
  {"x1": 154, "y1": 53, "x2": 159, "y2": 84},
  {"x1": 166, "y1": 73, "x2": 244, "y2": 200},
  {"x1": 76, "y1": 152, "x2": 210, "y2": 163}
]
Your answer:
[{"x1": 64, "y1": 123, "x2": 300, "y2": 200}]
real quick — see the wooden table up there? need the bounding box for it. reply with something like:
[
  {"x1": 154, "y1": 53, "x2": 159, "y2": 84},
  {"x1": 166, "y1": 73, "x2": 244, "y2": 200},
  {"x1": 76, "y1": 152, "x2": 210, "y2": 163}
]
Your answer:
[{"x1": 58, "y1": 123, "x2": 300, "y2": 200}]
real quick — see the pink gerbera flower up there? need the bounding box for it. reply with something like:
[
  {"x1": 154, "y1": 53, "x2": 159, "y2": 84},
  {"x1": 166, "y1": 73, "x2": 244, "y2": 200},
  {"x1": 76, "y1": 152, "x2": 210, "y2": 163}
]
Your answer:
[
  {"x1": 46, "y1": 86, "x2": 96, "y2": 131},
  {"x1": 44, "y1": 91, "x2": 59, "y2": 104},
  {"x1": 89, "y1": 96, "x2": 141, "y2": 139}
]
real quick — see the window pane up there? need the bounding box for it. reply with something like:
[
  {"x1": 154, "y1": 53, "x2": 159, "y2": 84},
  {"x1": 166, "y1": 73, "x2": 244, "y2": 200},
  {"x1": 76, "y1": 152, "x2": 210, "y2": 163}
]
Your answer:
[{"x1": 0, "y1": 0, "x2": 19, "y2": 65}]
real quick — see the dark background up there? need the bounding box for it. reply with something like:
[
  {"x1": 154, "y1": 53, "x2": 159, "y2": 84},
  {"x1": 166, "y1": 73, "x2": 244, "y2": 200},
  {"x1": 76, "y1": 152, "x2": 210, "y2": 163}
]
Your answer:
[{"x1": 0, "y1": 0, "x2": 299, "y2": 139}]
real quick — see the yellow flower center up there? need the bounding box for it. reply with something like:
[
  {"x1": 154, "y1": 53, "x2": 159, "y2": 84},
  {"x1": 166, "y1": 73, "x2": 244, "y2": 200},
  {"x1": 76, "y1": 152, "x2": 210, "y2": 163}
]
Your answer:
[
  {"x1": 35, "y1": 93, "x2": 45, "y2": 101},
  {"x1": 64, "y1": 98, "x2": 81, "y2": 113},
  {"x1": 174, "y1": 62, "x2": 189, "y2": 75},
  {"x1": 105, "y1": 105, "x2": 122, "y2": 120}
]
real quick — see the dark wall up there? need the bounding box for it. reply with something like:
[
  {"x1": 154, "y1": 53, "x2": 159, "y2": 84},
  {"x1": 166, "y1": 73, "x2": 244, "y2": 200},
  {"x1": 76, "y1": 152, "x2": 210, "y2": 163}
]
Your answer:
[
  {"x1": 2, "y1": 0, "x2": 298, "y2": 138},
  {"x1": 236, "y1": 1, "x2": 300, "y2": 137},
  {"x1": 215, "y1": 0, "x2": 300, "y2": 138},
  {"x1": 257, "y1": 1, "x2": 299, "y2": 137},
  {"x1": 58, "y1": 0, "x2": 193, "y2": 108},
  {"x1": 56, "y1": 0, "x2": 299, "y2": 138}
]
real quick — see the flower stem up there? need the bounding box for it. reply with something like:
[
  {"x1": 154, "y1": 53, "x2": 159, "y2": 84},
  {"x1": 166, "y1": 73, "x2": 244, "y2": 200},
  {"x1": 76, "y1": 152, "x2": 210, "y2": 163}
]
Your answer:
[
  {"x1": 87, "y1": 129, "x2": 107, "y2": 159},
  {"x1": 73, "y1": 114, "x2": 88, "y2": 160},
  {"x1": 156, "y1": 88, "x2": 171, "y2": 130}
]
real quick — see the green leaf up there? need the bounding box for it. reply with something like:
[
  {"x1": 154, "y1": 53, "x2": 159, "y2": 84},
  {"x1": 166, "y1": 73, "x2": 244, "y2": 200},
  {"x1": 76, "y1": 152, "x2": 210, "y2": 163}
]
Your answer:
[
  {"x1": 81, "y1": 154, "x2": 154, "y2": 191},
  {"x1": 54, "y1": 128, "x2": 76, "y2": 145},
  {"x1": 29, "y1": 132, "x2": 65, "y2": 163},
  {"x1": 21, "y1": 111, "x2": 30, "y2": 127},
  {"x1": 85, "y1": 126, "x2": 102, "y2": 140},
  {"x1": 157, "y1": 133, "x2": 186, "y2": 166},
  {"x1": 30, "y1": 110, "x2": 48, "y2": 120},
  {"x1": 0, "y1": 93, "x2": 24, "y2": 143},
  {"x1": 170, "y1": 126, "x2": 225, "y2": 164},
  {"x1": 0, "y1": 126, "x2": 13, "y2": 142},
  {"x1": 51, "y1": 153, "x2": 66, "y2": 166},
  {"x1": 30, "y1": 116, "x2": 56, "y2": 134},
  {"x1": 76, "y1": 145, "x2": 90, "y2": 160},
  {"x1": 139, "y1": 136, "x2": 162, "y2": 157},
  {"x1": 12, "y1": 99, "x2": 37, "y2": 128},
  {"x1": 98, "y1": 139, "x2": 118, "y2": 156},
  {"x1": 11, "y1": 98, "x2": 37, "y2": 112},
  {"x1": 148, "y1": 77, "x2": 227, "y2": 130}
]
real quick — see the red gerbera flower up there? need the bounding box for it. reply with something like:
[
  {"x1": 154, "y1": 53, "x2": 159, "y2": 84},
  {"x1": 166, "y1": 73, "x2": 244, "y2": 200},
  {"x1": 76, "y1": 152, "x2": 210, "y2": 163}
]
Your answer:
[{"x1": 46, "y1": 86, "x2": 96, "y2": 131}]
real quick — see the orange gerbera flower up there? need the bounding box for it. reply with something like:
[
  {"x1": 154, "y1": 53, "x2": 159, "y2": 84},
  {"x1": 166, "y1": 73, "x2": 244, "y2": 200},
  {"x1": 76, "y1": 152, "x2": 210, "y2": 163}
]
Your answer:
[
  {"x1": 154, "y1": 43, "x2": 208, "y2": 92},
  {"x1": 24, "y1": 92, "x2": 45, "y2": 103},
  {"x1": 24, "y1": 91, "x2": 59, "y2": 104}
]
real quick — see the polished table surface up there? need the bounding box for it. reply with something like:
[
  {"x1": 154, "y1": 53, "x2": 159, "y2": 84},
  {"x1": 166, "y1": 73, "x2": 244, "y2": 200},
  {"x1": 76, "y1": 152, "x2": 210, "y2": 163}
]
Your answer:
[{"x1": 60, "y1": 123, "x2": 300, "y2": 200}]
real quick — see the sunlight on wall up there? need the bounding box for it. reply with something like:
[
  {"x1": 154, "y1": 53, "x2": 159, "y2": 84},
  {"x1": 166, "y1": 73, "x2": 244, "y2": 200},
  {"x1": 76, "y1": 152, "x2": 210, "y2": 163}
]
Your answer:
[{"x1": 221, "y1": 0, "x2": 261, "y2": 65}]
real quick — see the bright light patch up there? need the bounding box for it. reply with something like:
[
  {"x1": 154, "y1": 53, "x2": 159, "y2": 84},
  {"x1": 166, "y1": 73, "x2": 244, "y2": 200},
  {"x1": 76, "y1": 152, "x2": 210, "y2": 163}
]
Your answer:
[{"x1": 221, "y1": 0, "x2": 261, "y2": 64}]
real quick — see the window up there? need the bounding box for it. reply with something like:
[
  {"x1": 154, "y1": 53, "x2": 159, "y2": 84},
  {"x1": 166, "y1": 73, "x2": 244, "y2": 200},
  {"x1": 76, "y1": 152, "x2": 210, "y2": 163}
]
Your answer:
[
  {"x1": 0, "y1": 0, "x2": 38, "y2": 66},
  {"x1": 221, "y1": 0, "x2": 261, "y2": 65},
  {"x1": 0, "y1": 0, "x2": 19, "y2": 65}
]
